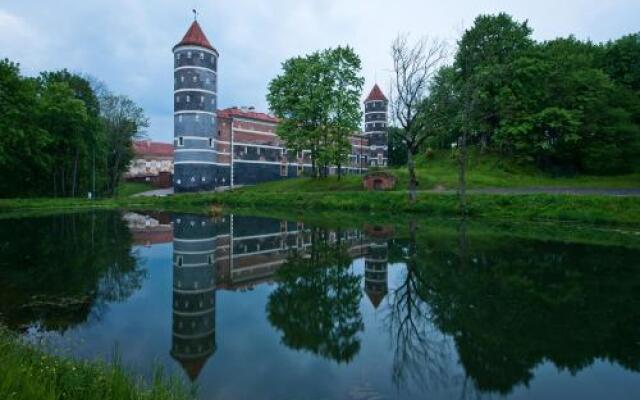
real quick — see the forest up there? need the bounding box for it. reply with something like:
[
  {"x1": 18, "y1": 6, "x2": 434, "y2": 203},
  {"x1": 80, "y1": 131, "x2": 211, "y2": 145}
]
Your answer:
[
  {"x1": 0, "y1": 60, "x2": 148, "y2": 198},
  {"x1": 405, "y1": 13, "x2": 640, "y2": 175}
]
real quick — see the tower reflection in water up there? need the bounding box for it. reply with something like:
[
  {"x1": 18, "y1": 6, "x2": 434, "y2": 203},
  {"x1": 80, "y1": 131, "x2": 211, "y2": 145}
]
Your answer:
[
  {"x1": 171, "y1": 214, "x2": 221, "y2": 381},
  {"x1": 166, "y1": 213, "x2": 390, "y2": 381},
  {"x1": 363, "y1": 225, "x2": 392, "y2": 309}
]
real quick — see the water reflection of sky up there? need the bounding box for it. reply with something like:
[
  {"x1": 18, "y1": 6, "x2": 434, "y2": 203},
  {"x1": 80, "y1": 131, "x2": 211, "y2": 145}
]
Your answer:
[{"x1": 3, "y1": 211, "x2": 640, "y2": 400}]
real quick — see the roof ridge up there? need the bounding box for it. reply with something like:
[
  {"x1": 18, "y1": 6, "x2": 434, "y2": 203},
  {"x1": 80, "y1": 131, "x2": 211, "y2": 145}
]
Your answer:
[
  {"x1": 174, "y1": 21, "x2": 215, "y2": 51},
  {"x1": 364, "y1": 84, "x2": 388, "y2": 102}
]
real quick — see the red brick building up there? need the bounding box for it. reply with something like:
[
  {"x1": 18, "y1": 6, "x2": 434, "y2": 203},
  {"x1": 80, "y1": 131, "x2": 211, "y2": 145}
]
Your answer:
[
  {"x1": 126, "y1": 140, "x2": 174, "y2": 188},
  {"x1": 213, "y1": 106, "x2": 370, "y2": 186}
]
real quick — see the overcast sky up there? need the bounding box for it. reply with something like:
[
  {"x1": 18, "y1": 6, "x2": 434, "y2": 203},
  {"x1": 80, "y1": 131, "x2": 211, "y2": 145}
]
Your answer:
[{"x1": 1, "y1": 0, "x2": 638, "y2": 142}]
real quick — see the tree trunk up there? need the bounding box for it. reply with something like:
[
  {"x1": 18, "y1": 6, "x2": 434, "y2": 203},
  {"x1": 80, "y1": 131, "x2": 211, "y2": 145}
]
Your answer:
[
  {"x1": 71, "y1": 147, "x2": 79, "y2": 198},
  {"x1": 61, "y1": 166, "x2": 66, "y2": 197},
  {"x1": 458, "y1": 132, "x2": 467, "y2": 214},
  {"x1": 111, "y1": 151, "x2": 121, "y2": 197},
  {"x1": 311, "y1": 148, "x2": 317, "y2": 178},
  {"x1": 407, "y1": 148, "x2": 417, "y2": 204}
]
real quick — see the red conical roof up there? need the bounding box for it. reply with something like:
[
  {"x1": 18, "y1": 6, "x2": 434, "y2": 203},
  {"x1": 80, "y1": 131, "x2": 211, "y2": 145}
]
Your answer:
[
  {"x1": 365, "y1": 84, "x2": 387, "y2": 102},
  {"x1": 174, "y1": 21, "x2": 215, "y2": 51}
]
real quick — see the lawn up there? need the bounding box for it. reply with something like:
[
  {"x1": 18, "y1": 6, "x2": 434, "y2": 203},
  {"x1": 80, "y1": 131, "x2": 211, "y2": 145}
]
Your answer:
[
  {"x1": 250, "y1": 150, "x2": 640, "y2": 192},
  {"x1": 116, "y1": 182, "x2": 154, "y2": 198}
]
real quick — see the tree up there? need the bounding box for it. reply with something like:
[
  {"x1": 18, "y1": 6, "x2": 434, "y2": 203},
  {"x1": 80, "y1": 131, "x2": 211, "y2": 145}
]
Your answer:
[
  {"x1": 38, "y1": 81, "x2": 89, "y2": 197},
  {"x1": 40, "y1": 70, "x2": 104, "y2": 197},
  {"x1": 98, "y1": 93, "x2": 148, "y2": 196},
  {"x1": 0, "y1": 59, "x2": 50, "y2": 197},
  {"x1": 268, "y1": 47, "x2": 364, "y2": 178},
  {"x1": 387, "y1": 127, "x2": 408, "y2": 166},
  {"x1": 0, "y1": 59, "x2": 148, "y2": 198},
  {"x1": 454, "y1": 13, "x2": 534, "y2": 151},
  {"x1": 390, "y1": 34, "x2": 447, "y2": 202},
  {"x1": 601, "y1": 32, "x2": 640, "y2": 95}
]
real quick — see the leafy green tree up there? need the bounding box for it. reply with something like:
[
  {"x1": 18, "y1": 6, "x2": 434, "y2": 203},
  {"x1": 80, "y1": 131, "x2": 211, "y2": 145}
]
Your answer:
[
  {"x1": 267, "y1": 47, "x2": 364, "y2": 178},
  {"x1": 454, "y1": 13, "x2": 535, "y2": 150},
  {"x1": 0, "y1": 59, "x2": 147, "y2": 198},
  {"x1": 0, "y1": 60, "x2": 50, "y2": 197},
  {"x1": 97, "y1": 92, "x2": 148, "y2": 196},
  {"x1": 387, "y1": 127, "x2": 408, "y2": 166},
  {"x1": 37, "y1": 80, "x2": 89, "y2": 197},
  {"x1": 601, "y1": 32, "x2": 640, "y2": 94},
  {"x1": 423, "y1": 14, "x2": 640, "y2": 177}
]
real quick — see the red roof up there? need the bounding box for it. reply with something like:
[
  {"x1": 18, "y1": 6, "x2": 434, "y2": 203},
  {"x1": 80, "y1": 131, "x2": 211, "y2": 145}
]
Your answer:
[
  {"x1": 217, "y1": 107, "x2": 279, "y2": 124},
  {"x1": 133, "y1": 140, "x2": 174, "y2": 157},
  {"x1": 365, "y1": 84, "x2": 388, "y2": 102},
  {"x1": 174, "y1": 21, "x2": 215, "y2": 52}
]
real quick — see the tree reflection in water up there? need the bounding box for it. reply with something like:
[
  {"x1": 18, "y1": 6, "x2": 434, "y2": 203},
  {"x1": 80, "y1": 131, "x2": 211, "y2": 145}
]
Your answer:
[
  {"x1": 384, "y1": 221, "x2": 454, "y2": 393},
  {"x1": 0, "y1": 211, "x2": 146, "y2": 332},
  {"x1": 416, "y1": 218, "x2": 640, "y2": 396},
  {"x1": 267, "y1": 227, "x2": 364, "y2": 363}
]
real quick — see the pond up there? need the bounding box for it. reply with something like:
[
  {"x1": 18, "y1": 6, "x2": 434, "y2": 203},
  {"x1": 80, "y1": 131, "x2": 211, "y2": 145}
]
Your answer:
[{"x1": 1, "y1": 210, "x2": 639, "y2": 399}]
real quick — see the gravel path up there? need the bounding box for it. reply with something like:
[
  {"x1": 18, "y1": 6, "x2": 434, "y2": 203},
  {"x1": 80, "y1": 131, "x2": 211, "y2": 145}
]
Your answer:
[{"x1": 429, "y1": 187, "x2": 640, "y2": 197}]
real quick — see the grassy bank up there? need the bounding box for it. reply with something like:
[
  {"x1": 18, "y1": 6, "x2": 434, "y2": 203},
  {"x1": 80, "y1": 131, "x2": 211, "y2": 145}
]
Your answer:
[
  {"x1": 210, "y1": 190, "x2": 640, "y2": 226},
  {"x1": 0, "y1": 328, "x2": 193, "y2": 400},
  {"x1": 252, "y1": 150, "x2": 640, "y2": 192},
  {"x1": 1, "y1": 190, "x2": 639, "y2": 227}
]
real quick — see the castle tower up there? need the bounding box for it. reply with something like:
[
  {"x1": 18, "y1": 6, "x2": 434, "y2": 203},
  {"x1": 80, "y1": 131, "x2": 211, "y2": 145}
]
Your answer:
[
  {"x1": 363, "y1": 85, "x2": 389, "y2": 167},
  {"x1": 171, "y1": 214, "x2": 217, "y2": 381},
  {"x1": 173, "y1": 20, "x2": 222, "y2": 192}
]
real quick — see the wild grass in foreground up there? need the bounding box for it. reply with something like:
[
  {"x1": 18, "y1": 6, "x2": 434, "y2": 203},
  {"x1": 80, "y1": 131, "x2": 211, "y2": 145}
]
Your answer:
[{"x1": 0, "y1": 328, "x2": 194, "y2": 400}]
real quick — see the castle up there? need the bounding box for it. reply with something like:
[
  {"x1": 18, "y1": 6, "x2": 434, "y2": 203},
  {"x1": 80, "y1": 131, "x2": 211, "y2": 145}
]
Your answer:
[{"x1": 173, "y1": 20, "x2": 388, "y2": 192}]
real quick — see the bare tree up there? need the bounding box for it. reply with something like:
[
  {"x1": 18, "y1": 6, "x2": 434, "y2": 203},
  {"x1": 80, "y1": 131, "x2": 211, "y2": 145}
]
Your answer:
[{"x1": 390, "y1": 34, "x2": 447, "y2": 203}]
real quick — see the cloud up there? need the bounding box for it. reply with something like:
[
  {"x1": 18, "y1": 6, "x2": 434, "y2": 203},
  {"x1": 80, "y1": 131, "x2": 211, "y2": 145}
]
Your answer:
[{"x1": 1, "y1": 0, "x2": 638, "y2": 142}]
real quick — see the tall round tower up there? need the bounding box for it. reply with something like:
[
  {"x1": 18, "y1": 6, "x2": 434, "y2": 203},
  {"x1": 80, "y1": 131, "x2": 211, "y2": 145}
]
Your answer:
[
  {"x1": 363, "y1": 84, "x2": 389, "y2": 167},
  {"x1": 173, "y1": 20, "x2": 221, "y2": 192}
]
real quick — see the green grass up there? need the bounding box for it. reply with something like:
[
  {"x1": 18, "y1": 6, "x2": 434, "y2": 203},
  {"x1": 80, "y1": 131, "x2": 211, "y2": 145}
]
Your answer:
[
  {"x1": 116, "y1": 182, "x2": 154, "y2": 198},
  {"x1": 248, "y1": 150, "x2": 640, "y2": 193},
  {"x1": 0, "y1": 151, "x2": 638, "y2": 228},
  {"x1": 0, "y1": 189, "x2": 639, "y2": 228},
  {"x1": 0, "y1": 327, "x2": 193, "y2": 400}
]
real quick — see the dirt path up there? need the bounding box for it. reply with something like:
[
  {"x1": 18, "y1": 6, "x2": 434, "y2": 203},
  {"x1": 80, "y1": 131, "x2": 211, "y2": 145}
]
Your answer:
[{"x1": 428, "y1": 187, "x2": 640, "y2": 197}]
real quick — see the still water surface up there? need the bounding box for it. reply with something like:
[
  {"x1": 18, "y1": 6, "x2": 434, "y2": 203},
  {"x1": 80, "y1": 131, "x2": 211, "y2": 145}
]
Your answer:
[{"x1": 1, "y1": 210, "x2": 639, "y2": 399}]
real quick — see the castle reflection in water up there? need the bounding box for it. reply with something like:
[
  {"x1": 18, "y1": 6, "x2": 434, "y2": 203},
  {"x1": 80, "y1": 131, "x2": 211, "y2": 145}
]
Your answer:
[{"x1": 125, "y1": 212, "x2": 390, "y2": 381}]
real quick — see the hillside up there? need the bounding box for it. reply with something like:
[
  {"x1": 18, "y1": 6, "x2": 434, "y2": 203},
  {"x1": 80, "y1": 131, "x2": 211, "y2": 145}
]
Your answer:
[{"x1": 248, "y1": 151, "x2": 640, "y2": 193}]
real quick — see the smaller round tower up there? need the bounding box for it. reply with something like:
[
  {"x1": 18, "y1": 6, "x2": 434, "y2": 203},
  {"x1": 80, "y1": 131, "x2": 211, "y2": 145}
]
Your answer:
[{"x1": 363, "y1": 84, "x2": 389, "y2": 167}]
